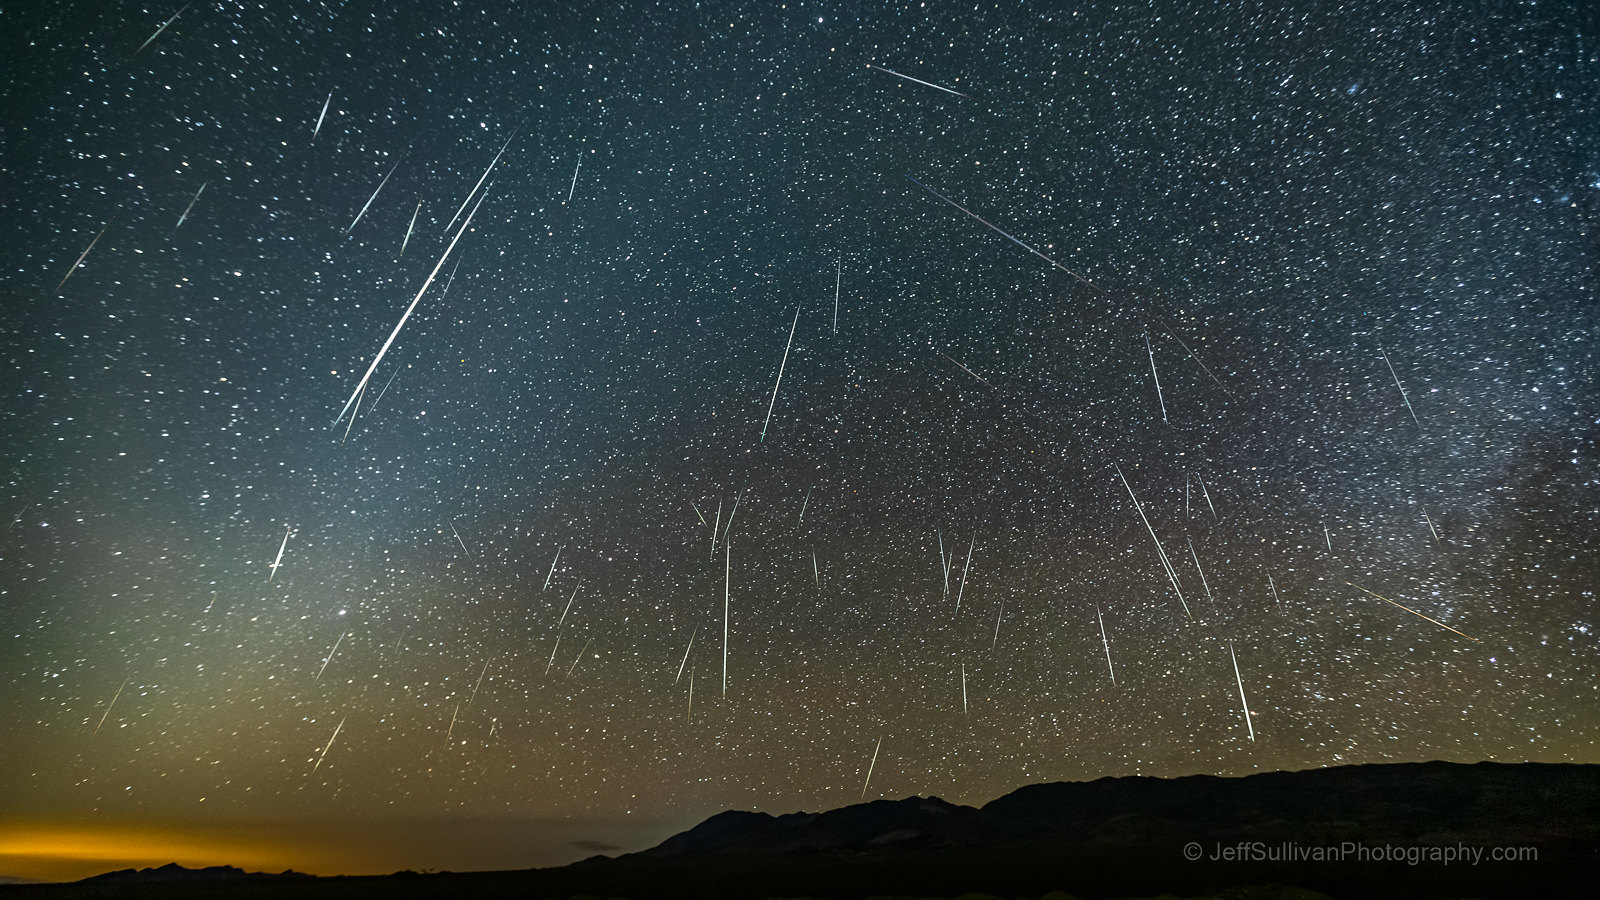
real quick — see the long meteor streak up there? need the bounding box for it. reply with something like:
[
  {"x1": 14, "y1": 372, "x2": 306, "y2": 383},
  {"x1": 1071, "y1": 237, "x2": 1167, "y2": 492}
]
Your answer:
[
  {"x1": 95, "y1": 680, "x2": 126, "y2": 735},
  {"x1": 675, "y1": 627, "x2": 697, "y2": 684},
  {"x1": 445, "y1": 132, "x2": 515, "y2": 234},
  {"x1": 1228, "y1": 642, "x2": 1255, "y2": 742},
  {"x1": 55, "y1": 218, "x2": 114, "y2": 296},
  {"x1": 333, "y1": 186, "x2": 488, "y2": 428},
  {"x1": 312, "y1": 91, "x2": 332, "y2": 142},
  {"x1": 315, "y1": 631, "x2": 347, "y2": 682},
  {"x1": 937, "y1": 350, "x2": 997, "y2": 390},
  {"x1": 1097, "y1": 605, "x2": 1115, "y2": 684},
  {"x1": 450, "y1": 521, "x2": 473, "y2": 561},
  {"x1": 1145, "y1": 331, "x2": 1168, "y2": 422},
  {"x1": 1114, "y1": 465, "x2": 1190, "y2": 619},
  {"x1": 348, "y1": 157, "x2": 403, "y2": 234},
  {"x1": 312, "y1": 714, "x2": 347, "y2": 772},
  {"x1": 1379, "y1": 344, "x2": 1420, "y2": 427},
  {"x1": 267, "y1": 525, "x2": 291, "y2": 582},
  {"x1": 1342, "y1": 580, "x2": 1481, "y2": 643},
  {"x1": 136, "y1": 1, "x2": 192, "y2": 54},
  {"x1": 906, "y1": 176, "x2": 1103, "y2": 293},
  {"x1": 173, "y1": 182, "x2": 206, "y2": 233},
  {"x1": 759, "y1": 304, "x2": 801, "y2": 442},
  {"x1": 860, "y1": 735, "x2": 883, "y2": 800},
  {"x1": 867, "y1": 63, "x2": 970, "y2": 98}
]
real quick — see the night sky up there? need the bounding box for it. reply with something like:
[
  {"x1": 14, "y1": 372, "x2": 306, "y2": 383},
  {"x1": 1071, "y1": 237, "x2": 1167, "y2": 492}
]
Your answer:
[{"x1": 3, "y1": 0, "x2": 1597, "y2": 883}]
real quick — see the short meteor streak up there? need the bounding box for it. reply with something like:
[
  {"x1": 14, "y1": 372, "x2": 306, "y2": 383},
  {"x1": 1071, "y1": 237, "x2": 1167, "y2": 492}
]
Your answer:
[
  {"x1": 1423, "y1": 509, "x2": 1442, "y2": 547},
  {"x1": 1096, "y1": 605, "x2": 1115, "y2": 684},
  {"x1": 1145, "y1": 331, "x2": 1168, "y2": 423},
  {"x1": 759, "y1": 304, "x2": 801, "y2": 442},
  {"x1": 867, "y1": 63, "x2": 970, "y2": 98},
  {"x1": 710, "y1": 499, "x2": 721, "y2": 561},
  {"x1": 1342, "y1": 580, "x2": 1482, "y2": 643},
  {"x1": 267, "y1": 525, "x2": 291, "y2": 582},
  {"x1": 557, "y1": 582, "x2": 579, "y2": 627},
  {"x1": 468, "y1": 659, "x2": 489, "y2": 707},
  {"x1": 1163, "y1": 324, "x2": 1229, "y2": 395},
  {"x1": 1198, "y1": 475, "x2": 1217, "y2": 519},
  {"x1": 937, "y1": 350, "x2": 997, "y2": 391},
  {"x1": 954, "y1": 537, "x2": 974, "y2": 615},
  {"x1": 686, "y1": 669, "x2": 694, "y2": 723},
  {"x1": 312, "y1": 714, "x2": 347, "y2": 772},
  {"x1": 314, "y1": 631, "x2": 347, "y2": 682},
  {"x1": 95, "y1": 680, "x2": 126, "y2": 735},
  {"x1": 906, "y1": 176, "x2": 1103, "y2": 293},
  {"x1": 173, "y1": 182, "x2": 206, "y2": 233},
  {"x1": 674, "y1": 627, "x2": 697, "y2": 684},
  {"x1": 332, "y1": 186, "x2": 489, "y2": 428},
  {"x1": 1228, "y1": 642, "x2": 1255, "y2": 742},
  {"x1": 1267, "y1": 573, "x2": 1283, "y2": 613},
  {"x1": 445, "y1": 131, "x2": 515, "y2": 234},
  {"x1": 449, "y1": 521, "x2": 473, "y2": 561},
  {"x1": 399, "y1": 198, "x2": 422, "y2": 257},
  {"x1": 1324, "y1": 523, "x2": 1333, "y2": 553},
  {"x1": 1379, "y1": 344, "x2": 1420, "y2": 427},
  {"x1": 991, "y1": 601, "x2": 1004, "y2": 650},
  {"x1": 446, "y1": 703, "x2": 460, "y2": 742},
  {"x1": 860, "y1": 735, "x2": 883, "y2": 800},
  {"x1": 690, "y1": 500, "x2": 708, "y2": 528},
  {"x1": 565, "y1": 639, "x2": 592, "y2": 678},
  {"x1": 1188, "y1": 538, "x2": 1215, "y2": 609},
  {"x1": 812, "y1": 549, "x2": 820, "y2": 588},
  {"x1": 311, "y1": 90, "x2": 333, "y2": 142},
  {"x1": 797, "y1": 488, "x2": 811, "y2": 525},
  {"x1": 544, "y1": 547, "x2": 561, "y2": 590},
  {"x1": 565, "y1": 153, "x2": 582, "y2": 203},
  {"x1": 348, "y1": 157, "x2": 403, "y2": 234},
  {"x1": 54, "y1": 218, "x2": 114, "y2": 296},
  {"x1": 544, "y1": 636, "x2": 561, "y2": 676},
  {"x1": 135, "y1": 1, "x2": 191, "y2": 54},
  {"x1": 1114, "y1": 465, "x2": 1190, "y2": 619},
  {"x1": 340, "y1": 380, "x2": 365, "y2": 443},
  {"x1": 832, "y1": 259, "x2": 841, "y2": 334},
  {"x1": 960, "y1": 663, "x2": 969, "y2": 715}
]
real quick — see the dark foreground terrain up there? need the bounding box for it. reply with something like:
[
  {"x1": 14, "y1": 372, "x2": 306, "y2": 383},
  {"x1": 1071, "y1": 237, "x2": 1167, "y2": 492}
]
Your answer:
[{"x1": 7, "y1": 761, "x2": 1596, "y2": 899}]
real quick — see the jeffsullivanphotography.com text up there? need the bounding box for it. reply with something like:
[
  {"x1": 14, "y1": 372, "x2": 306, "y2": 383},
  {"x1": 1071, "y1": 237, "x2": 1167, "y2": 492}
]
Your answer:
[{"x1": 1183, "y1": 841, "x2": 1539, "y2": 866}]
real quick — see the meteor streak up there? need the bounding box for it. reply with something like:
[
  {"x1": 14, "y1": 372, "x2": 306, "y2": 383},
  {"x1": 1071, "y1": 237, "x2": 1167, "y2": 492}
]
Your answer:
[
  {"x1": 312, "y1": 91, "x2": 333, "y2": 142},
  {"x1": 267, "y1": 525, "x2": 291, "y2": 582},
  {"x1": 759, "y1": 304, "x2": 801, "y2": 442},
  {"x1": 1228, "y1": 642, "x2": 1255, "y2": 742},
  {"x1": 1342, "y1": 580, "x2": 1481, "y2": 643},
  {"x1": 347, "y1": 157, "x2": 403, "y2": 234},
  {"x1": 332, "y1": 185, "x2": 489, "y2": 429},
  {"x1": 867, "y1": 63, "x2": 970, "y2": 98},
  {"x1": 907, "y1": 176, "x2": 1103, "y2": 293},
  {"x1": 173, "y1": 182, "x2": 206, "y2": 233},
  {"x1": 135, "y1": 1, "x2": 192, "y2": 54},
  {"x1": 860, "y1": 735, "x2": 883, "y2": 800},
  {"x1": 312, "y1": 715, "x2": 347, "y2": 773},
  {"x1": 94, "y1": 680, "x2": 126, "y2": 735},
  {"x1": 54, "y1": 217, "x2": 114, "y2": 296},
  {"x1": 1096, "y1": 605, "x2": 1115, "y2": 684}
]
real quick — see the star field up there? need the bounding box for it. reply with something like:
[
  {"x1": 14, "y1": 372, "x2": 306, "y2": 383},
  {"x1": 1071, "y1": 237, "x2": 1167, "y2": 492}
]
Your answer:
[{"x1": 2, "y1": 0, "x2": 1596, "y2": 882}]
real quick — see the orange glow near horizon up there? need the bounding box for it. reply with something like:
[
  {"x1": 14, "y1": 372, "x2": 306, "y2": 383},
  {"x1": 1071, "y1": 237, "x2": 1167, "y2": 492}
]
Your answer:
[{"x1": 0, "y1": 824, "x2": 316, "y2": 884}]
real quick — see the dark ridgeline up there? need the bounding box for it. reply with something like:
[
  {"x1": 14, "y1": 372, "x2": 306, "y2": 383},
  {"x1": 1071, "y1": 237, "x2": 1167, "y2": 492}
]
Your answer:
[{"x1": 7, "y1": 761, "x2": 1596, "y2": 900}]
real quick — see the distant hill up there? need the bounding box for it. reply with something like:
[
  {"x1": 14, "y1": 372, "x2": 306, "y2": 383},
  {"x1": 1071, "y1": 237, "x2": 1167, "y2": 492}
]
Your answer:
[
  {"x1": 79, "y1": 863, "x2": 312, "y2": 884},
  {"x1": 10, "y1": 761, "x2": 1596, "y2": 899},
  {"x1": 621, "y1": 760, "x2": 1596, "y2": 864}
]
